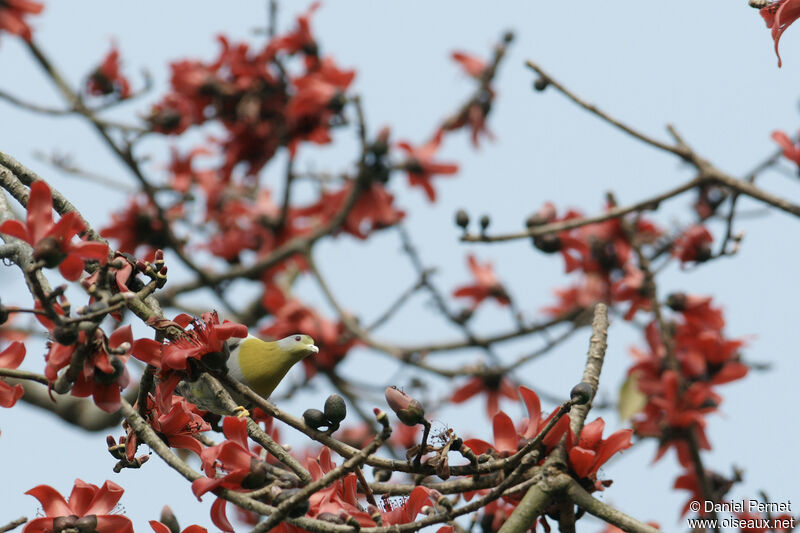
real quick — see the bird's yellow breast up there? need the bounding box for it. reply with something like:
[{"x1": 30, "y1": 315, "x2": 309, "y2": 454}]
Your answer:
[{"x1": 236, "y1": 339, "x2": 296, "y2": 399}]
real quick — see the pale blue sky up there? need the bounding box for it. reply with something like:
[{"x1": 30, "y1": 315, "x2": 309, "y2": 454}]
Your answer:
[{"x1": 1, "y1": 2, "x2": 799, "y2": 532}]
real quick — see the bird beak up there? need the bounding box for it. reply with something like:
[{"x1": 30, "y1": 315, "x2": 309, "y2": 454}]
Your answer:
[{"x1": 309, "y1": 344, "x2": 319, "y2": 355}]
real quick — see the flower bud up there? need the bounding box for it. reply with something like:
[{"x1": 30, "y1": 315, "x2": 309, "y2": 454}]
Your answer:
[
  {"x1": 159, "y1": 506, "x2": 181, "y2": 533},
  {"x1": 384, "y1": 386, "x2": 426, "y2": 426}
]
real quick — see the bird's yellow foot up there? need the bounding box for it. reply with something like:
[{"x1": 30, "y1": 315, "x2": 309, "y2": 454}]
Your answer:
[{"x1": 233, "y1": 406, "x2": 250, "y2": 418}]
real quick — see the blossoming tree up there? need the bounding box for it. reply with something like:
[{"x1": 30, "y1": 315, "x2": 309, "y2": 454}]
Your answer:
[{"x1": 1, "y1": 1, "x2": 799, "y2": 532}]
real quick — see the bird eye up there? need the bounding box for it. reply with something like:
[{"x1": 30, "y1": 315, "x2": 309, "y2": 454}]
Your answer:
[{"x1": 294, "y1": 335, "x2": 301, "y2": 342}]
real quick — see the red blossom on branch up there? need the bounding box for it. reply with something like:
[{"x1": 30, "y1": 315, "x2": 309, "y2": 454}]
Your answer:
[
  {"x1": 672, "y1": 225, "x2": 713, "y2": 264},
  {"x1": 86, "y1": 44, "x2": 131, "y2": 99},
  {"x1": 771, "y1": 129, "x2": 800, "y2": 166},
  {"x1": 0, "y1": 0, "x2": 43, "y2": 41},
  {"x1": 760, "y1": 0, "x2": 800, "y2": 67},
  {"x1": 452, "y1": 254, "x2": 510, "y2": 309},
  {"x1": 463, "y1": 386, "x2": 570, "y2": 457},
  {"x1": 397, "y1": 131, "x2": 459, "y2": 202},
  {"x1": 23, "y1": 479, "x2": 133, "y2": 533},
  {"x1": 44, "y1": 325, "x2": 134, "y2": 413},
  {"x1": 451, "y1": 51, "x2": 487, "y2": 79},
  {"x1": 0, "y1": 181, "x2": 109, "y2": 280},
  {"x1": 0, "y1": 341, "x2": 25, "y2": 407},
  {"x1": 566, "y1": 417, "x2": 633, "y2": 486}
]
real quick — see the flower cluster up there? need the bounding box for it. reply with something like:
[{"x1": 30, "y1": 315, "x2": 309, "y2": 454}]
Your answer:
[{"x1": 531, "y1": 202, "x2": 662, "y2": 321}]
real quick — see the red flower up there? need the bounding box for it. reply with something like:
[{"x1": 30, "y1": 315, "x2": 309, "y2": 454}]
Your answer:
[
  {"x1": 760, "y1": 0, "x2": 800, "y2": 67},
  {"x1": 397, "y1": 131, "x2": 459, "y2": 202},
  {"x1": 125, "y1": 394, "x2": 210, "y2": 461},
  {"x1": 147, "y1": 92, "x2": 197, "y2": 134},
  {"x1": 132, "y1": 311, "x2": 248, "y2": 373},
  {"x1": 295, "y1": 182, "x2": 405, "y2": 239},
  {"x1": 452, "y1": 51, "x2": 487, "y2": 79},
  {"x1": 672, "y1": 225, "x2": 713, "y2": 264},
  {"x1": 463, "y1": 386, "x2": 570, "y2": 458},
  {"x1": 166, "y1": 146, "x2": 213, "y2": 193},
  {"x1": 610, "y1": 263, "x2": 652, "y2": 320},
  {"x1": 100, "y1": 195, "x2": 174, "y2": 261},
  {"x1": 287, "y1": 57, "x2": 355, "y2": 154},
  {"x1": 23, "y1": 479, "x2": 133, "y2": 533},
  {"x1": 666, "y1": 293, "x2": 725, "y2": 331},
  {"x1": 772, "y1": 130, "x2": 800, "y2": 166},
  {"x1": 542, "y1": 272, "x2": 609, "y2": 318},
  {"x1": 86, "y1": 44, "x2": 131, "y2": 99},
  {"x1": 0, "y1": 341, "x2": 25, "y2": 407},
  {"x1": 452, "y1": 254, "x2": 510, "y2": 309},
  {"x1": 566, "y1": 418, "x2": 633, "y2": 482},
  {"x1": 0, "y1": 181, "x2": 108, "y2": 280},
  {"x1": 61, "y1": 325, "x2": 133, "y2": 413},
  {"x1": 266, "y1": 1, "x2": 321, "y2": 61},
  {"x1": 0, "y1": 0, "x2": 43, "y2": 41}
]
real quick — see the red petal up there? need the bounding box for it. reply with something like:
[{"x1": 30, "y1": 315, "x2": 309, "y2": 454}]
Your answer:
[
  {"x1": 222, "y1": 416, "x2": 249, "y2": 448},
  {"x1": 92, "y1": 383, "x2": 122, "y2": 413},
  {"x1": 59, "y1": 254, "x2": 85, "y2": 281},
  {"x1": 0, "y1": 219, "x2": 31, "y2": 243},
  {"x1": 166, "y1": 435, "x2": 204, "y2": 457},
  {"x1": 25, "y1": 484, "x2": 72, "y2": 516},
  {"x1": 492, "y1": 411, "x2": 518, "y2": 455},
  {"x1": 0, "y1": 381, "x2": 24, "y2": 407},
  {"x1": 149, "y1": 521, "x2": 170, "y2": 533},
  {"x1": 0, "y1": 341, "x2": 25, "y2": 369},
  {"x1": 109, "y1": 325, "x2": 133, "y2": 350},
  {"x1": 589, "y1": 429, "x2": 633, "y2": 478},
  {"x1": 131, "y1": 338, "x2": 163, "y2": 366},
  {"x1": 191, "y1": 477, "x2": 222, "y2": 500},
  {"x1": 72, "y1": 240, "x2": 110, "y2": 262},
  {"x1": 568, "y1": 446, "x2": 596, "y2": 478},
  {"x1": 450, "y1": 377, "x2": 483, "y2": 403},
  {"x1": 462, "y1": 438, "x2": 493, "y2": 456},
  {"x1": 541, "y1": 412, "x2": 571, "y2": 448},
  {"x1": 211, "y1": 497, "x2": 234, "y2": 532},
  {"x1": 578, "y1": 418, "x2": 605, "y2": 450},
  {"x1": 27, "y1": 181, "x2": 54, "y2": 244},
  {"x1": 519, "y1": 386, "x2": 542, "y2": 438},
  {"x1": 85, "y1": 480, "x2": 125, "y2": 515}
]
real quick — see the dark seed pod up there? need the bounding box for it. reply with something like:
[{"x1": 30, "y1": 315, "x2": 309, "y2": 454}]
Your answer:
[
  {"x1": 303, "y1": 408, "x2": 328, "y2": 430},
  {"x1": 570, "y1": 382, "x2": 594, "y2": 405},
  {"x1": 665, "y1": 292, "x2": 687, "y2": 312},
  {"x1": 479, "y1": 215, "x2": 491, "y2": 232},
  {"x1": 53, "y1": 325, "x2": 79, "y2": 346},
  {"x1": 94, "y1": 357, "x2": 125, "y2": 385},
  {"x1": 324, "y1": 394, "x2": 347, "y2": 424},
  {"x1": 533, "y1": 77, "x2": 550, "y2": 92},
  {"x1": 373, "y1": 468, "x2": 392, "y2": 482},
  {"x1": 242, "y1": 459, "x2": 269, "y2": 489},
  {"x1": 159, "y1": 506, "x2": 181, "y2": 533},
  {"x1": 33, "y1": 236, "x2": 65, "y2": 269},
  {"x1": 273, "y1": 488, "x2": 310, "y2": 518},
  {"x1": 455, "y1": 209, "x2": 470, "y2": 229}
]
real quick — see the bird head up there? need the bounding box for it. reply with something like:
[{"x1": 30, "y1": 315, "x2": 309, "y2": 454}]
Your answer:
[{"x1": 277, "y1": 334, "x2": 319, "y2": 360}]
